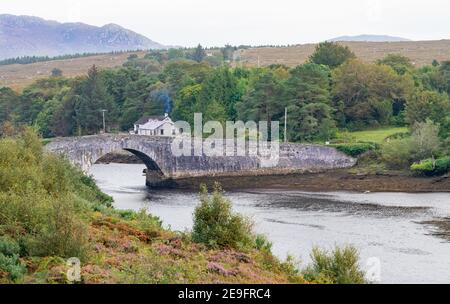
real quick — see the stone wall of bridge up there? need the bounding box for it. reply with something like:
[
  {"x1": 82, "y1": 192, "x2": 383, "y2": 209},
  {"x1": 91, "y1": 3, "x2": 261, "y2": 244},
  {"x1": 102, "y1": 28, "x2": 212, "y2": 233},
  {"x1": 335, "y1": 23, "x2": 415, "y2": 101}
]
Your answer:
[{"x1": 45, "y1": 135, "x2": 356, "y2": 187}]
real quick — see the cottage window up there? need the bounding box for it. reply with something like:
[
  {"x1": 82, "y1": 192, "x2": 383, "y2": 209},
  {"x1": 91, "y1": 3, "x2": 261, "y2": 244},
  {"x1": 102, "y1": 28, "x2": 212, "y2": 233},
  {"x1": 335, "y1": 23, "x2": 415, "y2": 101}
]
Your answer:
[{"x1": 160, "y1": 129, "x2": 164, "y2": 135}]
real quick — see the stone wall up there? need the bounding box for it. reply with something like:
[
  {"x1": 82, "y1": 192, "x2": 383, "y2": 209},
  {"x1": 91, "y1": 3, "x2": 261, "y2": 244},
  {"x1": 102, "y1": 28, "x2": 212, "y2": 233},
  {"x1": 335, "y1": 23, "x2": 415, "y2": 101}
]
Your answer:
[{"x1": 45, "y1": 135, "x2": 356, "y2": 186}]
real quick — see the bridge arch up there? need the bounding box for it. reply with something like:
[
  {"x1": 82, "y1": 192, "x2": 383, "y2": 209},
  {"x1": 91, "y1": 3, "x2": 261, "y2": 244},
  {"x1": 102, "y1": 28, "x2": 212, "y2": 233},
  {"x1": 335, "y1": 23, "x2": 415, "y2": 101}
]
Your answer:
[
  {"x1": 121, "y1": 148, "x2": 166, "y2": 186},
  {"x1": 45, "y1": 135, "x2": 175, "y2": 187}
]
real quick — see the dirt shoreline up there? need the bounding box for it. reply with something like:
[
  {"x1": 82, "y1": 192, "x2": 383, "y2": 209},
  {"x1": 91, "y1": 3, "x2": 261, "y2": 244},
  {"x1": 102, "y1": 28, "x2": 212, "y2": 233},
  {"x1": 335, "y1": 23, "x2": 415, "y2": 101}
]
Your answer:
[
  {"x1": 173, "y1": 170, "x2": 450, "y2": 193},
  {"x1": 97, "y1": 153, "x2": 450, "y2": 193}
]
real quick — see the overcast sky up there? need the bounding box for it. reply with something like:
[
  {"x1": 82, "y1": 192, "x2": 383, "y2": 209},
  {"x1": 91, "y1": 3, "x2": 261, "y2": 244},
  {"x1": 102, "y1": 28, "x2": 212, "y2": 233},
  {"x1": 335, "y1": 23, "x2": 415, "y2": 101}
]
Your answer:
[{"x1": 1, "y1": 0, "x2": 449, "y2": 47}]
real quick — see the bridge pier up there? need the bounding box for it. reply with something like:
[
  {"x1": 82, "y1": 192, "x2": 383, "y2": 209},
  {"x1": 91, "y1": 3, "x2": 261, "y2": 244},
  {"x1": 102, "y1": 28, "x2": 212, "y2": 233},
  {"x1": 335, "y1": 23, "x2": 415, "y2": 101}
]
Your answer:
[{"x1": 145, "y1": 169, "x2": 176, "y2": 188}]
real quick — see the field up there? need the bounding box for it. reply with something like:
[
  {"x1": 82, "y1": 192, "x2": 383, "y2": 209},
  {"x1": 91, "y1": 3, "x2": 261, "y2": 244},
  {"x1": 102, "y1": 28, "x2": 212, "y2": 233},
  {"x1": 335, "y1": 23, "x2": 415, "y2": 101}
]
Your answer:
[
  {"x1": 235, "y1": 40, "x2": 450, "y2": 67},
  {"x1": 0, "y1": 51, "x2": 146, "y2": 91},
  {"x1": 338, "y1": 127, "x2": 408, "y2": 144},
  {"x1": 2, "y1": 40, "x2": 450, "y2": 91}
]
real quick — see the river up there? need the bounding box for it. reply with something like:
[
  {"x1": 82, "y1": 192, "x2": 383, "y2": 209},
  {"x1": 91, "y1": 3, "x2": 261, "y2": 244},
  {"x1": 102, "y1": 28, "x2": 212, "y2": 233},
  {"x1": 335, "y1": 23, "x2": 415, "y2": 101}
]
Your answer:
[{"x1": 90, "y1": 164, "x2": 450, "y2": 284}]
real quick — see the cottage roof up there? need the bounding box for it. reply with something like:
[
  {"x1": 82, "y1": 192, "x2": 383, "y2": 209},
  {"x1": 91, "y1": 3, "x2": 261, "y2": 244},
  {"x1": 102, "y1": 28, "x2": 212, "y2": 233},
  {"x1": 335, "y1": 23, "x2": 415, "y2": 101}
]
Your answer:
[
  {"x1": 134, "y1": 115, "x2": 173, "y2": 131},
  {"x1": 134, "y1": 116, "x2": 167, "y2": 125}
]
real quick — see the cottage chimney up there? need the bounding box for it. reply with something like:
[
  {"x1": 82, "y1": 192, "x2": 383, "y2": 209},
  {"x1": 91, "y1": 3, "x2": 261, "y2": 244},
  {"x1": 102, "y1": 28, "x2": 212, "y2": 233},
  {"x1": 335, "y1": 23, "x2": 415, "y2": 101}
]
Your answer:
[{"x1": 165, "y1": 113, "x2": 169, "y2": 118}]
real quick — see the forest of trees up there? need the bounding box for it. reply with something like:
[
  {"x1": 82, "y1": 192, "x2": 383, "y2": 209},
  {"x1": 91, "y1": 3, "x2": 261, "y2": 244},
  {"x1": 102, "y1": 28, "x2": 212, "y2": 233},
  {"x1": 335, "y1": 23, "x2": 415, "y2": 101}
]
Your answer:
[{"x1": 1, "y1": 42, "x2": 450, "y2": 171}]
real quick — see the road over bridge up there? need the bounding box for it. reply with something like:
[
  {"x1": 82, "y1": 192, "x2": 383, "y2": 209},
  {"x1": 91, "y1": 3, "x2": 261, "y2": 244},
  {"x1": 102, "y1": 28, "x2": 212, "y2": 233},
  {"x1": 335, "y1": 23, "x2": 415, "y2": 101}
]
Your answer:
[{"x1": 45, "y1": 135, "x2": 356, "y2": 187}]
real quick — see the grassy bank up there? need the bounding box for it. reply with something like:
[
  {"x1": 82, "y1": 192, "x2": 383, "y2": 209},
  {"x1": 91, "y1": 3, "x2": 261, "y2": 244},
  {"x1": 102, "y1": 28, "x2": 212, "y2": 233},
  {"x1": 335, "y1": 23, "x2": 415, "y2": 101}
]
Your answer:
[
  {"x1": 337, "y1": 127, "x2": 408, "y2": 144},
  {"x1": 0, "y1": 130, "x2": 366, "y2": 284}
]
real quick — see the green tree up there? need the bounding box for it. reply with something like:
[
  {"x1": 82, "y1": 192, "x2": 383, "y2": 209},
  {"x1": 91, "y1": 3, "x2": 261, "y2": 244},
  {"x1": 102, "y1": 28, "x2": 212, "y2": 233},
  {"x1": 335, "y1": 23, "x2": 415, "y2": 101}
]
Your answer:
[
  {"x1": 51, "y1": 68, "x2": 63, "y2": 77},
  {"x1": 35, "y1": 88, "x2": 70, "y2": 138},
  {"x1": 332, "y1": 60, "x2": 413, "y2": 129},
  {"x1": 73, "y1": 65, "x2": 115, "y2": 135},
  {"x1": 237, "y1": 69, "x2": 286, "y2": 126},
  {"x1": 119, "y1": 79, "x2": 166, "y2": 130},
  {"x1": 405, "y1": 90, "x2": 450, "y2": 128},
  {"x1": 435, "y1": 61, "x2": 450, "y2": 95},
  {"x1": 0, "y1": 87, "x2": 20, "y2": 123},
  {"x1": 198, "y1": 67, "x2": 243, "y2": 120},
  {"x1": 285, "y1": 63, "x2": 336, "y2": 141},
  {"x1": 310, "y1": 42, "x2": 356, "y2": 69},
  {"x1": 377, "y1": 54, "x2": 414, "y2": 75},
  {"x1": 172, "y1": 84, "x2": 202, "y2": 125},
  {"x1": 221, "y1": 44, "x2": 236, "y2": 61},
  {"x1": 168, "y1": 48, "x2": 186, "y2": 60},
  {"x1": 192, "y1": 44, "x2": 206, "y2": 63},
  {"x1": 162, "y1": 60, "x2": 212, "y2": 94},
  {"x1": 15, "y1": 77, "x2": 70, "y2": 126},
  {"x1": 50, "y1": 93, "x2": 77, "y2": 137}
]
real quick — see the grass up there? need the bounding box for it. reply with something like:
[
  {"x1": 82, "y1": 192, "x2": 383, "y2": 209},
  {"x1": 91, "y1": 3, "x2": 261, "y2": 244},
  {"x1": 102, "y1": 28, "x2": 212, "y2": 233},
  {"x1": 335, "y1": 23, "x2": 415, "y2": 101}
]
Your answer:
[
  {"x1": 235, "y1": 40, "x2": 450, "y2": 68},
  {"x1": 0, "y1": 51, "x2": 146, "y2": 91},
  {"x1": 338, "y1": 127, "x2": 408, "y2": 144}
]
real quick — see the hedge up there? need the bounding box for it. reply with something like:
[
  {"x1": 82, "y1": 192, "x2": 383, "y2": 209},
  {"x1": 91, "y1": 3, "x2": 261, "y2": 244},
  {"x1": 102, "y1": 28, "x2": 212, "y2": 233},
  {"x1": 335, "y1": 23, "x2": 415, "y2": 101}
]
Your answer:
[{"x1": 333, "y1": 142, "x2": 379, "y2": 157}]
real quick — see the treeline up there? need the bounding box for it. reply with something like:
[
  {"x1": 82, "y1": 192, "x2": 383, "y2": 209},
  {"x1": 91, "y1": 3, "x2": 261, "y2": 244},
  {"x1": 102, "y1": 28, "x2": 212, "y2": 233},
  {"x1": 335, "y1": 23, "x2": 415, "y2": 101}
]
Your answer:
[
  {"x1": 0, "y1": 50, "x2": 139, "y2": 66},
  {"x1": 1, "y1": 42, "x2": 449, "y2": 143}
]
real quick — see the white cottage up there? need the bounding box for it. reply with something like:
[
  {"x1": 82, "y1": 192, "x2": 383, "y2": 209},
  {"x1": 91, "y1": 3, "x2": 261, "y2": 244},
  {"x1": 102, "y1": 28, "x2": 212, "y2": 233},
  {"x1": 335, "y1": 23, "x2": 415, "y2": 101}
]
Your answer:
[{"x1": 133, "y1": 114, "x2": 177, "y2": 137}]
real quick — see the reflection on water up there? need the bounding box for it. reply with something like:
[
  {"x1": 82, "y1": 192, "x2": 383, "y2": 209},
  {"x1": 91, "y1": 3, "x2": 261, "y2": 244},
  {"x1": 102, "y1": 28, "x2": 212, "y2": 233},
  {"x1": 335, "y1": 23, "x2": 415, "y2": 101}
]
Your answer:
[{"x1": 90, "y1": 164, "x2": 450, "y2": 284}]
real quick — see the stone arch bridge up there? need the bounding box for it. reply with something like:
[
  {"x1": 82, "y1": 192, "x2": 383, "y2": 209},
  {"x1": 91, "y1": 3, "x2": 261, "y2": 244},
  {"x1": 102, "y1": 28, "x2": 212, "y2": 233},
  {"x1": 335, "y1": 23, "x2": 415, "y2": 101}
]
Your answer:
[{"x1": 45, "y1": 135, "x2": 356, "y2": 187}]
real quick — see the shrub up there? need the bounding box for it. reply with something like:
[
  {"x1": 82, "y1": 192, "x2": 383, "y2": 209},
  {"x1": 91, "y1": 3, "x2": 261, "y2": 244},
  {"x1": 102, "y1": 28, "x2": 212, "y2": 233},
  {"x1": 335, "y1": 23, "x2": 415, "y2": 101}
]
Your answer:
[
  {"x1": 302, "y1": 246, "x2": 367, "y2": 284},
  {"x1": 334, "y1": 142, "x2": 378, "y2": 157},
  {"x1": 410, "y1": 120, "x2": 441, "y2": 161},
  {"x1": 254, "y1": 234, "x2": 273, "y2": 253},
  {"x1": 435, "y1": 156, "x2": 450, "y2": 175},
  {"x1": 0, "y1": 129, "x2": 110, "y2": 260},
  {"x1": 411, "y1": 156, "x2": 450, "y2": 176},
  {"x1": 0, "y1": 237, "x2": 26, "y2": 282},
  {"x1": 78, "y1": 174, "x2": 114, "y2": 208},
  {"x1": 411, "y1": 159, "x2": 435, "y2": 175},
  {"x1": 192, "y1": 183, "x2": 253, "y2": 251},
  {"x1": 381, "y1": 138, "x2": 414, "y2": 169},
  {"x1": 24, "y1": 197, "x2": 89, "y2": 259},
  {"x1": 382, "y1": 121, "x2": 443, "y2": 170},
  {"x1": 133, "y1": 209, "x2": 163, "y2": 237}
]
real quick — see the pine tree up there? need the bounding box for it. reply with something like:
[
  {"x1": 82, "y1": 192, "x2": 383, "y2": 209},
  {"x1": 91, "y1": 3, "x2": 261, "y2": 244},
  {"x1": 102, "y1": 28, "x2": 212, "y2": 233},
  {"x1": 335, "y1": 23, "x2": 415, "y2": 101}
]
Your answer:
[
  {"x1": 74, "y1": 65, "x2": 115, "y2": 135},
  {"x1": 192, "y1": 44, "x2": 206, "y2": 63}
]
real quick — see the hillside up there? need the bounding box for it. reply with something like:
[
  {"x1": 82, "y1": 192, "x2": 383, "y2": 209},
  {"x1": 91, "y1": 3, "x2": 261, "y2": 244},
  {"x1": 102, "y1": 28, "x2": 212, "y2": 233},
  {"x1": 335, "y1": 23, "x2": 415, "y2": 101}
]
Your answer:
[
  {"x1": 0, "y1": 14, "x2": 165, "y2": 60},
  {"x1": 328, "y1": 34, "x2": 411, "y2": 42},
  {"x1": 0, "y1": 51, "x2": 146, "y2": 90},
  {"x1": 2, "y1": 40, "x2": 450, "y2": 91},
  {"x1": 234, "y1": 40, "x2": 450, "y2": 67}
]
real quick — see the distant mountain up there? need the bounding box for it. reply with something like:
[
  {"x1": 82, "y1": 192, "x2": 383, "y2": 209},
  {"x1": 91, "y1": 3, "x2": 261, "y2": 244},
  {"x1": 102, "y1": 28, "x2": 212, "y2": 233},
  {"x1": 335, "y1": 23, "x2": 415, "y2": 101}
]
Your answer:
[
  {"x1": 328, "y1": 35, "x2": 411, "y2": 42},
  {"x1": 0, "y1": 14, "x2": 166, "y2": 59}
]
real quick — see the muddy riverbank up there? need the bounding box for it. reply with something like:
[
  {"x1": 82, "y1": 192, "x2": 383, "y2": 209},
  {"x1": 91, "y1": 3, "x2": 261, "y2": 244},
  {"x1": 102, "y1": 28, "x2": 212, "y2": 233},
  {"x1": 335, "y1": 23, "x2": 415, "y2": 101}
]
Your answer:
[
  {"x1": 96, "y1": 153, "x2": 450, "y2": 192},
  {"x1": 173, "y1": 170, "x2": 450, "y2": 193}
]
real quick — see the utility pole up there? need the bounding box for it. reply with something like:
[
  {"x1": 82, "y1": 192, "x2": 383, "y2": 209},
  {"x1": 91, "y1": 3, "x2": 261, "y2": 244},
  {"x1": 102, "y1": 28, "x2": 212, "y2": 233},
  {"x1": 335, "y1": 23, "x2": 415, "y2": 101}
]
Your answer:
[
  {"x1": 284, "y1": 107, "x2": 288, "y2": 143},
  {"x1": 101, "y1": 109, "x2": 107, "y2": 134}
]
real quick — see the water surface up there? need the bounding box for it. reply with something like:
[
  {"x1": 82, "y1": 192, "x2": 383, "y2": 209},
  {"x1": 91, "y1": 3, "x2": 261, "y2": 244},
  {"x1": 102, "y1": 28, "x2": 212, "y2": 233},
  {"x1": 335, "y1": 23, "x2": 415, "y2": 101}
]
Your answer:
[{"x1": 91, "y1": 164, "x2": 450, "y2": 284}]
